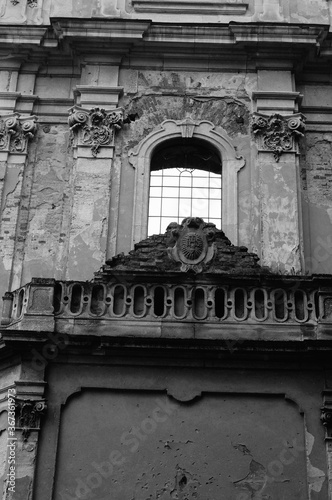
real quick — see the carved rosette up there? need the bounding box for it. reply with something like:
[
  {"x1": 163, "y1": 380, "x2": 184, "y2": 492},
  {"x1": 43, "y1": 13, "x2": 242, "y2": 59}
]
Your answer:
[
  {"x1": 15, "y1": 398, "x2": 47, "y2": 441},
  {"x1": 0, "y1": 113, "x2": 37, "y2": 155},
  {"x1": 168, "y1": 217, "x2": 216, "y2": 273},
  {"x1": 251, "y1": 112, "x2": 305, "y2": 161},
  {"x1": 68, "y1": 106, "x2": 124, "y2": 157}
]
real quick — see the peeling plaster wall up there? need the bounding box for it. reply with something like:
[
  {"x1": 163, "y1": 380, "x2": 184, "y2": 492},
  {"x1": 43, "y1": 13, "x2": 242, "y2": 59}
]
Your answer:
[
  {"x1": 34, "y1": 363, "x2": 328, "y2": 500},
  {"x1": 15, "y1": 125, "x2": 73, "y2": 287},
  {"x1": 2, "y1": 66, "x2": 332, "y2": 290},
  {"x1": 0, "y1": 162, "x2": 25, "y2": 299}
]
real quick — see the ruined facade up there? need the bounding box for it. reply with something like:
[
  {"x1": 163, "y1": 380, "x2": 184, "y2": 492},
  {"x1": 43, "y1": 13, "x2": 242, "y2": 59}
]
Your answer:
[{"x1": 0, "y1": 0, "x2": 332, "y2": 499}]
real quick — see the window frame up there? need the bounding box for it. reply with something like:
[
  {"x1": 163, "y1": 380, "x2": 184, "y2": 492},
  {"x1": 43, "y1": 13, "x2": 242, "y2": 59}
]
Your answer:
[{"x1": 129, "y1": 118, "x2": 245, "y2": 245}]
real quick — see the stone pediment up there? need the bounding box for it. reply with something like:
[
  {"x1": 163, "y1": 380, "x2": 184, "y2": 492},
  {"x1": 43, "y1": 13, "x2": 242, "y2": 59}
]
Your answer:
[{"x1": 102, "y1": 218, "x2": 262, "y2": 275}]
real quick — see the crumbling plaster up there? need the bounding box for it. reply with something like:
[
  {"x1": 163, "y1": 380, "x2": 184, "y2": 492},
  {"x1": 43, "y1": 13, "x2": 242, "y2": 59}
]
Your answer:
[
  {"x1": 33, "y1": 362, "x2": 328, "y2": 500},
  {"x1": 1, "y1": 63, "x2": 331, "y2": 293}
]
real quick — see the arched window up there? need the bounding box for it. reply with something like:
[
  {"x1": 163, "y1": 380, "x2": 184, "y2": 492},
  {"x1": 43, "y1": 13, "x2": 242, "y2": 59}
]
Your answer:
[
  {"x1": 128, "y1": 119, "x2": 245, "y2": 248},
  {"x1": 148, "y1": 138, "x2": 222, "y2": 235}
]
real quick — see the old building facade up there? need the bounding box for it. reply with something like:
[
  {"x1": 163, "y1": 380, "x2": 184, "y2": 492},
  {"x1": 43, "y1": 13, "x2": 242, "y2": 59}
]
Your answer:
[{"x1": 0, "y1": 0, "x2": 332, "y2": 499}]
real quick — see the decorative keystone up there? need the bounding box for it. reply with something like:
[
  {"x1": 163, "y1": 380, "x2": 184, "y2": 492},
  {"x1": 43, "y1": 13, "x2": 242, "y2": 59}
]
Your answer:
[
  {"x1": 0, "y1": 113, "x2": 37, "y2": 155},
  {"x1": 168, "y1": 217, "x2": 216, "y2": 273},
  {"x1": 68, "y1": 106, "x2": 125, "y2": 157},
  {"x1": 15, "y1": 398, "x2": 47, "y2": 441},
  {"x1": 251, "y1": 112, "x2": 305, "y2": 161}
]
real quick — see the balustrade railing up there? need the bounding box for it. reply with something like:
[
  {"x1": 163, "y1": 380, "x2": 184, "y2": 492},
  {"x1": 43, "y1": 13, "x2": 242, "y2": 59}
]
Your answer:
[
  {"x1": 2, "y1": 278, "x2": 329, "y2": 328},
  {"x1": 50, "y1": 280, "x2": 319, "y2": 325}
]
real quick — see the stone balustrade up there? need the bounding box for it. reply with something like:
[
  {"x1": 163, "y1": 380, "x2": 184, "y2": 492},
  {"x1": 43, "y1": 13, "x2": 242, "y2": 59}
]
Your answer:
[{"x1": 2, "y1": 276, "x2": 332, "y2": 335}]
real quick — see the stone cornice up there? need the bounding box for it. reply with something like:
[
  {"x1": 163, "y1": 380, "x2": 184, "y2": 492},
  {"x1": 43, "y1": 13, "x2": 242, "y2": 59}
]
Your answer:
[
  {"x1": 51, "y1": 18, "x2": 152, "y2": 42},
  {"x1": 47, "y1": 19, "x2": 328, "y2": 54},
  {"x1": 0, "y1": 26, "x2": 48, "y2": 45}
]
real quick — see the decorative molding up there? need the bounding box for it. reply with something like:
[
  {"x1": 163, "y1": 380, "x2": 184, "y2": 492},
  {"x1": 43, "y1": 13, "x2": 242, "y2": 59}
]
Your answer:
[
  {"x1": 68, "y1": 106, "x2": 124, "y2": 157},
  {"x1": 0, "y1": 113, "x2": 37, "y2": 155},
  {"x1": 168, "y1": 217, "x2": 216, "y2": 273},
  {"x1": 0, "y1": 0, "x2": 44, "y2": 24},
  {"x1": 15, "y1": 398, "x2": 47, "y2": 441},
  {"x1": 132, "y1": 0, "x2": 248, "y2": 15},
  {"x1": 129, "y1": 119, "x2": 245, "y2": 247},
  {"x1": 251, "y1": 112, "x2": 305, "y2": 161}
]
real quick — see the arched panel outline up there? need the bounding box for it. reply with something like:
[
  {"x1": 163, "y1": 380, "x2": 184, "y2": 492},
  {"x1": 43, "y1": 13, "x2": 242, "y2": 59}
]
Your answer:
[{"x1": 129, "y1": 118, "x2": 245, "y2": 246}]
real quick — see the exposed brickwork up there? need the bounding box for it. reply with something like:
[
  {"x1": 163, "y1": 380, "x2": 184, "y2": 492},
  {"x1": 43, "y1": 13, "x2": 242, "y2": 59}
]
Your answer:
[
  {"x1": 300, "y1": 133, "x2": 332, "y2": 207},
  {"x1": 101, "y1": 221, "x2": 262, "y2": 276},
  {"x1": 124, "y1": 94, "x2": 249, "y2": 151}
]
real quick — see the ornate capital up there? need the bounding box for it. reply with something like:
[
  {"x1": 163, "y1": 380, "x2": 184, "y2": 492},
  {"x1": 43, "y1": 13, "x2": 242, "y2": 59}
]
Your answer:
[
  {"x1": 167, "y1": 217, "x2": 216, "y2": 273},
  {"x1": 15, "y1": 398, "x2": 47, "y2": 441},
  {"x1": 68, "y1": 106, "x2": 125, "y2": 157},
  {"x1": 251, "y1": 112, "x2": 305, "y2": 161},
  {"x1": 0, "y1": 113, "x2": 37, "y2": 155}
]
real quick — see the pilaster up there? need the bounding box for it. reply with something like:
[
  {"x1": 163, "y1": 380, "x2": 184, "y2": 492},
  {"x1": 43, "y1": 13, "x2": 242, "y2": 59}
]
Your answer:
[
  {"x1": 251, "y1": 79, "x2": 305, "y2": 273},
  {"x1": 66, "y1": 86, "x2": 124, "y2": 280}
]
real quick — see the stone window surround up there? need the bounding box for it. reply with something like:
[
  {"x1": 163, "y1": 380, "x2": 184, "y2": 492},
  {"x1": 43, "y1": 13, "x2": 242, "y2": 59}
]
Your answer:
[{"x1": 129, "y1": 118, "x2": 245, "y2": 246}]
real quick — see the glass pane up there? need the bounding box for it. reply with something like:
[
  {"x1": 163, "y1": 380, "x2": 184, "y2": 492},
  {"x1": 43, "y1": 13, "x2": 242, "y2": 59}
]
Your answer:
[
  {"x1": 148, "y1": 217, "x2": 161, "y2": 235},
  {"x1": 209, "y1": 199, "x2": 222, "y2": 215},
  {"x1": 179, "y1": 198, "x2": 191, "y2": 216},
  {"x1": 179, "y1": 175, "x2": 192, "y2": 187},
  {"x1": 210, "y1": 188, "x2": 222, "y2": 198},
  {"x1": 192, "y1": 187, "x2": 208, "y2": 199},
  {"x1": 192, "y1": 198, "x2": 208, "y2": 217},
  {"x1": 150, "y1": 175, "x2": 162, "y2": 186},
  {"x1": 163, "y1": 176, "x2": 180, "y2": 187},
  {"x1": 150, "y1": 186, "x2": 162, "y2": 197},
  {"x1": 162, "y1": 199, "x2": 178, "y2": 216},
  {"x1": 179, "y1": 187, "x2": 192, "y2": 198},
  {"x1": 162, "y1": 186, "x2": 179, "y2": 198},
  {"x1": 210, "y1": 175, "x2": 222, "y2": 188},
  {"x1": 149, "y1": 198, "x2": 161, "y2": 216},
  {"x1": 192, "y1": 176, "x2": 209, "y2": 188}
]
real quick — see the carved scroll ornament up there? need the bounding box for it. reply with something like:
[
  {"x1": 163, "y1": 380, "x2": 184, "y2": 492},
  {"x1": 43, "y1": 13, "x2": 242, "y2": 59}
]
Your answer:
[
  {"x1": 15, "y1": 398, "x2": 47, "y2": 441},
  {"x1": 0, "y1": 114, "x2": 37, "y2": 154},
  {"x1": 252, "y1": 112, "x2": 305, "y2": 161},
  {"x1": 68, "y1": 106, "x2": 124, "y2": 157}
]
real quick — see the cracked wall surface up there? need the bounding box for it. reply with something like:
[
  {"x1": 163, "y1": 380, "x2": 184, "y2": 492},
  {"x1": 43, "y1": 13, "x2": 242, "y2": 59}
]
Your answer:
[
  {"x1": 0, "y1": 64, "x2": 332, "y2": 293},
  {"x1": 34, "y1": 364, "x2": 328, "y2": 500}
]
